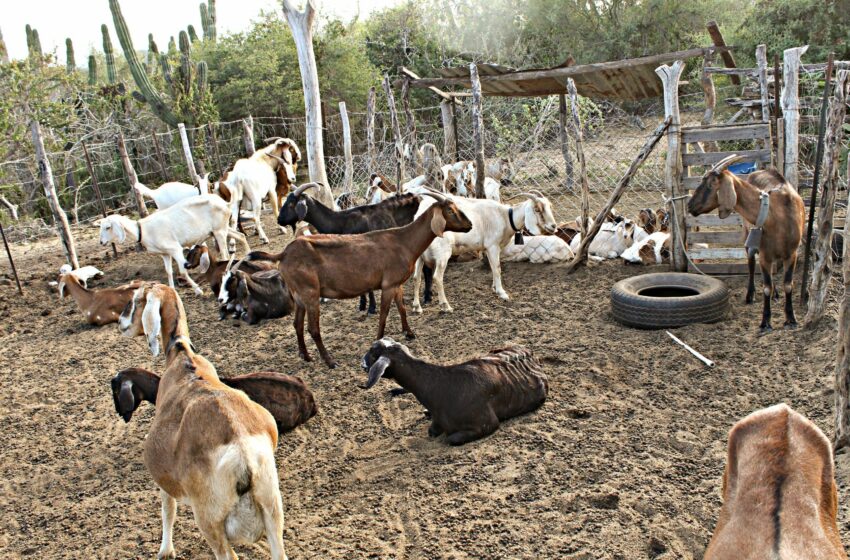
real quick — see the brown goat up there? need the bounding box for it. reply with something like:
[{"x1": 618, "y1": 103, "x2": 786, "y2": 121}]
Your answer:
[
  {"x1": 688, "y1": 155, "x2": 805, "y2": 332},
  {"x1": 247, "y1": 190, "x2": 473, "y2": 368},
  {"x1": 111, "y1": 367, "x2": 317, "y2": 432},
  {"x1": 184, "y1": 244, "x2": 276, "y2": 298},
  {"x1": 637, "y1": 208, "x2": 657, "y2": 233},
  {"x1": 704, "y1": 404, "x2": 846, "y2": 559},
  {"x1": 58, "y1": 273, "x2": 141, "y2": 326}
]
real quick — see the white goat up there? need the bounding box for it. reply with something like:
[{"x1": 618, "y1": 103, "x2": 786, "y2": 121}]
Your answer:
[
  {"x1": 134, "y1": 174, "x2": 211, "y2": 210},
  {"x1": 569, "y1": 219, "x2": 647, "y2": 259},
  {"x1": 366, "y1": 173, "x2": 396, "y2": 205},
  {"x1": 58, "y1": 263, "x2": 104, "y2": 287},
  {"x1": 621, "y1": 231, "x2": 671, "y2": 265},
  {"x1": 412, "y1": 191, "x2": 557, "y2": 312},
  {"x1": 98, "y1": 195, "x2": 249, "y2": 295},
  {"x1": 501, "y1": 235, "x2": 574, "y2": 263},
  {"x1": 224, "y1": 138, "x2": 300, "y2": 244}
]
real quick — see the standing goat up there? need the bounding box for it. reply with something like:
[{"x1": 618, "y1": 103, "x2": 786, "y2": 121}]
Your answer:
[
  {"x1": 135, "y1": 174, "x2": 211, "y2": 210},
  {"x1": 117, "y1": 283, "x2": 289, "y2": 560},
  {"x1": 58, "y1": 272, "x2": 140, "y2": 326},
  {"x1": 251, "y1": 190, "x2": 472, "y2": 368},
  {"x1": 99, "y1": 195, "x2": 249, "y2": 295},
  {"x1": 360, "y1": 338, "x2": 548, "y2": 445},
  {"x1": 704, "y1": 404, "x2": 845, "y2": 559},
  {"x1": 688, "y1": 155, "x2": 805, "y2": 332}
]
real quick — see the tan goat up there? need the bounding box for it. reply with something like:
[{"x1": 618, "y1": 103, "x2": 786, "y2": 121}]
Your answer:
[{"x1": 58, "y1": 272, "x2": 140, "y2": 326}]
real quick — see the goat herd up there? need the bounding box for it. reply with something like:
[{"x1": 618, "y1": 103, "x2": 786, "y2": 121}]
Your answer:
[{"x1": 47, "y1": 137, "x2": 841, "y2": 558}]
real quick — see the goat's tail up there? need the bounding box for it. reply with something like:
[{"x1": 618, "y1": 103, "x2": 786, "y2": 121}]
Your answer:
[
  {"x1": 220, "y1": 441, "x2": 266, "y2": 545},
  {"x1": 133, "y1": 182, "x2": 154, "y2": 199},
  {"x1": 245, "y1": 250, "x2": 284, "y2": 263}
]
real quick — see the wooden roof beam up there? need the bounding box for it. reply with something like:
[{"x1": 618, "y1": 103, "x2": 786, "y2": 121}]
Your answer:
[
  {"x1": 398, "y1": 66, "x2": 462, "y2": 105},
  {"x1": 706, "y1": 20, "x2": 740, "y2": 85}
]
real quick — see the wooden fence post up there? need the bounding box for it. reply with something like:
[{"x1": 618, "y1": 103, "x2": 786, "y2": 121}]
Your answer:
[
  {"x1": 339, "y1": 101, "x2": 353, "y2": 193},
  {"x1": 401, "y1": 77, "x2": 417, "y2": 173},
  {"x1": 558, "y1": 94, "x2": 575, "y2": 190},
  {"x1": 782, "y1": 45, "x2": 809, "y2": 189},
  {"x1": 566, "y1": 80, "x2": 589, "y2": 236},
  {"x1": 116, "y1": 130, "x2": 148, "y2": 217},
  {"x1": 755, "y1": 45, "x2": 771, "y2": 164},
  {"x1": 151, "y1": 132, "x2": 168, "y2": 181},
  {"x1": 382, "y1": 74, "x2": 405, "y2": 189},
  {"x1": 82, "y1": 142, "x2": 116, "y2": 257},
  {"x1": 366, "y1": 87, "x2": 377, "y2": 172},
  {"x1": 31, "y1": 120, "x2": 79, "y2": 268},
  {"x1": 656, "y1": 61, "x2": 687, "y2": 271},
  {"x1": 773, "y1": 53, "x2": 784, "y2": 165},
  {"x1": 441, "y1": 99, "x2": 458, "y2": 164},
  {"x1": 469, "y1": 63, "x2": 486, "y2": 199},
  {"x1": 0, "y1": 223, "x2": 22, "y2": 294},
  {"x1": 242, "y1": 115, "x2": 256, "y2": 156},
  {"x1": 178, "y1": 123, "x2": 200, "y2": 187},
  {"x1": 834, "y1": 108, "x2": 850, "y2": 449},
  {"x1": 208, "y1": 124, "x2": 224, "y2": 176}
]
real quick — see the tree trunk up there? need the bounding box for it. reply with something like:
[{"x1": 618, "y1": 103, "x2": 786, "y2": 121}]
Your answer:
[
  {"x1": 401, "y1": 77, "x2": 417, "y2": 174},
  {"x1": 470, "y1": 63, "x2": 486, "y2": 199},
  {"x1": 558, "y1": 94, "x2": 575, "y2": 190},
  {"x1": 382, "y1": 75, "x2": 405, "y2": 189},
  {"x1": 366, "y1": 87, "x2": 377, "y2": 172},
  {"x1": 700, "y1": 50, "x2": 717, "y2": 152},
  {"x1": 441, "y1": 99, "x2": 457, "y2": 164},
  {"x1": 656, "y1": 60, "x2": 686, "y2": 271},
  {"x1": 242, "y1": 115, "x2": 256, "y2": 156},
  {"x1": 567, "y1": 80, "x2": 589, "y2": 237},
  {"x1": 339, "y1": 101, "x2": 353, "y2": 193},
  {"x1": 178, "y1": 123, "x2": 201, "y2": 188},
  {"x1": 782, "y1": 45, "x2": 809, "y2": 189},
  {"x1": 117, "y1": 130, "x2": 148, "y2": 217},
  {"x1": 835, "y1": 144, "x2": 850, "y2": 450}
]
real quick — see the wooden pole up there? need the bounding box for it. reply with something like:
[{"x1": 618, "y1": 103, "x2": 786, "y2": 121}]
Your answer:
[
  {"x1": 564, "y1": 118, "x2": 671, "y2": 274},
  {"x1": 401, "y1": 77, "x2": 417, "y2": 174},
  {"x1": 834, "y1": 126, "x2": 850, "y2": 451},
  {"x1": 656, "y1": 60, "x2": 687, "y2": 271},
  {"x1": 339, "y1": 101, "x2": 353, "y2": 193},
  {"x1": 0, "y1": 223, "x2": 23, "y2": 294},
  {"x1": 0, "y1": 196, "x2": 18, "y2": 221},
  {"x1": 782, "y1": 45, "x2": 809, "y2": 189},
  {"x1": 177, "y1": 123, "x2": 200, "y2": 187},
  {"x1": 366, "y1": 87, "x2": 377, "y2": 172},
  {"x1": 31, "y1": 120, "x2": 80, "y2": 269},
  {"x1": 242, "y1": 115, "x2": 256, "y2": 156},
  {"x1": 801, "y1": 53, "x2": 835, "y2": 305},
  {"x1": 208, "y1": 124, "x2": 224, "y2": 176},
  {"x1": 804, "y1": 69, "x2": 847, "y2": 327},
  {"x1": 755, "y1": 45, "x2": 771, "y2": 166},
  {"x1": 382, "y1": 74, "x2": 405, "y2": 189},
  {"x1": 566, "y1": 80, "x2": 589, "y2": 235},
  {"x1": 706, "y1": 20, "x2": 740, "y2": 85},
  {"x1": 700, "y1": 49, "x2": 717, "y2": 152},
  {"x1": 151, "y1": 132, "x2": 168, "y2": 181},
  {"x1": 82, "y1": 142, "x2": 116, "y2": 257},
  {"x1": 470, "y1": 63, "x2": 486, "y2": 199},
  {"x1": 440, "y1": 99, "x2": 458, "y2": 163},
  {"x1": 116, "y1": 130, "x2": 147, "y2": 217},
  {"x1": 772, "y1": 53, "x2": 783, "y2": 164},
  {"x1": 558, "y1": 94, "x2": 575, "y2": 190}
]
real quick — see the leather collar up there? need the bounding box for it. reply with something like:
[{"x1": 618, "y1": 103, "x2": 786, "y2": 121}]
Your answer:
[{"x1": 508, "y1": 207, "x2": 520, "y2": 232}]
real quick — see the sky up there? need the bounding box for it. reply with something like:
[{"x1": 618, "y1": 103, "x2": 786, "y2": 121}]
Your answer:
[{"x1": 2, "y1": 0, "x2": 399, "y2": 62}]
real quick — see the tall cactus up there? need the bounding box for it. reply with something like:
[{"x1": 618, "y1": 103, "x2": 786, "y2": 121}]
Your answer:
[
  {"x1": 197, "y1": 60, "x2": 208, "y2": 97},
  {"x1": 187, "y1": 25, "x2": 199, "y2": 43},
  {"x1": 25, "y1": 24, "x2": 33, "y2": 56},
  {"x1": 200, "y1": 1, "x2": 217, "y2": 42},
  {"x1": 88, "y1": 55, "x2": 98, "y2": 85},
  {"x1": 101, "y1": 25, "x2": 116, "y2": 84},
  {"x1": 65, "y1": 38, "x2": 75, "y2": 74},
  {"x1": 26, "y1": 25, "x2": 43, "y2": 67},
  {"x1": 0, "y1": 27, "x2": 9, "y2": 64},
  {"x1": 31, "y1": 29, "x2": 43, "y2": 60},
  {"x1": 167, "y1": 36, "x2": 177, "y2": 55},
  {"x1": 146, "y1": 34, "x2": 159, "y2": 75}
]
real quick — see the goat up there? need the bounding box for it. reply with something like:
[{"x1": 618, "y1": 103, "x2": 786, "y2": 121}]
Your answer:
[
  {"x1": 501, "y1": 235, "x2": 575, "y2": 263},
  {"x1": 366, "y1": 173, "x2": 397, "y2": 205},
  {"x1": 360, "y1": 338, "x2": 548, "y2": 445},
  {"x1": 335, "y1": 192, "x2": 359, "y2": 210},
  {"x1": 117, "y1": 283, "x2": 289, "y2": 559},
  {"x1": 637, "y1": 208, "x2": 658, "y2": 233},
  {"x1": 569, "y1": 219, "x2": 647, "y2": 259},
  {"x1": 688, "y1": 155, "x2": 805, "y2": 332},
  {"x1": 98, "y1": 195, "x2": 250, "y2": 295},
  {"x1": 251, "y1": 190, "x2": 472, "y2": 368},
  {"x1": 58, "y1": 272, "x2": 140, "y2": 326},
  {"x1": 185, "y1": 244, "x2": 275, "y2": 299},
  {"x1": 223, "y1": 138, "x2": 300, "y2": 244},
  {"x1": 411, "y1": 191, "x2": 557, "y2": 313},
  {"x1": 621, "y1": 231, "x2": 671, "y2": 265},
  {"x1": 58, "y1": 263, "x2": 103, "y2": 288},
  {"x1": 111, "y1": 367, "x2": 317, "y2": 432},
  {"x1": 232, "y1": 269, "x2": 293, "y2": 325},
  {"x1": 656, "y1": 207, "x2": 670, "y2": 232},
  {"x1": 134, "y1": 174, "x2": 211, "y2": 210},
  {"x1": 278, "y1": 183, "x2": 422, "y2": 315},
  {"x1": 704, "y1": 404, "x2": 846, "y2": 559},
  {"x1": 216, "y1": 258, "x2": 281, "y2": 319}
]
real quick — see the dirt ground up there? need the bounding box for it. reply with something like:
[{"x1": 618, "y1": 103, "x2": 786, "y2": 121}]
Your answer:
[{"x1": 1, "y1": 215, "x2": 849, "y2": 560}]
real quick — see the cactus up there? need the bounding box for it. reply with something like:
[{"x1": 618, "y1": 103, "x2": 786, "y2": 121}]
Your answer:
[
  {"x1": 65, "y1": 38, "x2": 75, "y2": 74},
  {"x1": 179, "y1": 30, "x2": 191, "y2": 55},
  {"x1": 101, "y1": 25, "x2": 116, "y2": 84},
  {"x1": 32, "y1": 29, "x2": 43, "y2": 59},
  {"x1": 25, "y1": 24, "x2": 33, "y2": 55},
  {"x1": 196, "y1": 60, "x2": 208, "y2": 97},
  {"x1": 0, "y1": 27, "x2": 9, "y2": 64},
  {"x1": 88, "y1": 55, "x2": 98, "y2": 85},
  {"x1": 200, "y1": 1, "x2": 217, "y2": 42},
  {"x1": 168, "y1": 36, "x2": 177, "y2": 55},
  {"x1": 187, "y1": 25, "x2": 199, "y2": 43},
  {"x1": 26, "y1": 25, "x2": 43, "y2": 66},
  {"x1": 146, "y1": 34, "x2": 159, "y2": 75},
  {"x1": 208, "y1": 0, "x2": 216, "y2": 42}
]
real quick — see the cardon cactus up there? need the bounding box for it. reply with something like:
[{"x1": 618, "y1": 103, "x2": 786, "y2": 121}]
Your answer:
[
  {"x1": 25, "y1": 24, "x2": 33, "y2": 54},
  {"x1": 196, "y1": 60, "x2": 208, "y2": 97},
  {"x1": 65, "y1": 38, "x2": 75, "y2": 74},
  {"x1": 147, "y1": 34, "x2": 159, "y2": 74},
  {"x1": 101, "y1": 25, "x2": 116, "y2": 84},
  {"x1": 200, "y1": 0, "x2": 216, "y2": 42},
  {"x1": 187, "y1": 25, "x2": 199, "y2": 43},
  {"x1": 167, "y1": 36, "x2": 176, "y2": 55},
  {"x1": 0, "y1": 27, "x2": 8, "y2": 64},
  {"x1": 88, "y1": 55, "x2": 97, "y2": 85}
]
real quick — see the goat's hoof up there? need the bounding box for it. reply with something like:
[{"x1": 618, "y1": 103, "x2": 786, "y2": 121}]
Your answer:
[
  {"x1": 157, "y1": 548, "x2": 176, "y2": 560},
  {"x1": 326, "y1": 361, "x2": 338, "y2": 369},
  {"x1": 193, "y1": 288, "x2": 204, "y2": 296},
  {"x1": 497, "y1": 292, "x2": 510, "y2": 301},
  {"x1": 404, "y1": 331, "x2": 416, "y2": 340},
  {"x1": 260, "y1": 238, "x2": 270, "y2": 245},
  {"x1": 745, "y1": 294, "x2": 754, "y2": 304},
  {"x1": 389, "y1": 388, "x2": 408, "y2": 397},
  {"x1": 439, "y1": 304, "x2": 453, "y2": 313},
  {"x1": 299, "y1": 352, "x2": 312, "y2": 362},
  {"x1": 412, "y1": 304, "x2": 423, "y2": 314},
  {"x1": 784, "y1": 321, "x2": 798, "y2": 330},
  {"x1": 758, "y1": 326, "x2": 773, "y2": 336}
]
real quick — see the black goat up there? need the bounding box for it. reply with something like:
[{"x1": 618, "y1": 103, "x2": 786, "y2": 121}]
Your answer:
[
  {"x1": 277, "y1": 183, "x2": 421, "y2": 314},
  {"x1": 111, "y1": 368, "x2": 317, "y2": 432},
  {"x1": 360, "y1": 338, "x2": 548, "y2": 445},
  {"x1": 234, "y1": 268, "x2": 293, "y2": 325}
]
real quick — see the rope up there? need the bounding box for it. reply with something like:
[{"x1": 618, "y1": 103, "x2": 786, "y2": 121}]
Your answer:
[{"x1": 663, "y1": 193, "x2": 707, "y2": 276}]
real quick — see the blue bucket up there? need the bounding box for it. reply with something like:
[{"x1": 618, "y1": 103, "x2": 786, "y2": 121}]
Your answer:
[{"x1": 728, "y1": 161, "x2": 756, "y2": 175}]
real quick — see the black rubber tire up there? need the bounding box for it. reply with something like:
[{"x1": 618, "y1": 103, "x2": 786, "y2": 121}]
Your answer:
[{"x1": 611, "y1": 272, "x2": 730, "y2": 329}]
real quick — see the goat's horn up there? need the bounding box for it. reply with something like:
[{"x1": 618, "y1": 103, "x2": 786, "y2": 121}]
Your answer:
[
  {"x1": 267, "y1": 154, "x2": 288, "y2": 165},
  {"x1": 264, "y1": 136, "x2": 282, "y2": 143},
  {"x1": 225, "y1": 255, "x2": 236, "y2": 272},
  {"x1": 293, "y1": 182, "x2": 318, "y2": 197},
  {"x1": 707, "y1": 154, "x2": 745, "y2": 176},
  {"x1": 506, "y1": 192, "x2": 537, "y2": 202},
  {"x1": 420, "y1": 190, "x2": 447, "y2": 203}
]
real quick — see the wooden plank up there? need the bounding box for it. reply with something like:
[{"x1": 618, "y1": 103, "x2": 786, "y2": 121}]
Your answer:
[
  {"x1": 399, "y1": 66, "x2": 461, "y2": 105},
  {"x1": 688, "y1": 262, "x2": 749, "y2": 275},
  {"x1": 689, "y1": 247, "x2": 747, "y2": 259},
  {"x1": 681, "y1": 123, "x2": 770, "y2": 143},
  {"x1": 682, "y1": 149, "x2": 770, "y2": 167},
  {"x1": 689, "y1": 230, "x2": 744, "y2": 244},
  {"x1": 686, "y1": 214, "x2": 743, "y2": 227},
  {"x1": 704, "y1": 67, "x2": 756, "y2": 77},
  {"x1": 706, "y1": 20, "x2": 740, "y2": 85},
  {"x1": 684, "y1": 174, "x2": 750, "y2": 190}
]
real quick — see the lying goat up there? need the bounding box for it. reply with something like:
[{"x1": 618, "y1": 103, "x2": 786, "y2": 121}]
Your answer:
[
  {"x1": 569, "y1": 219, "x2": 647, "y2": 259},
  {"x1": 59, "y1": 272, "x2": 140, "y2": 326},
  {"x1": 501, "y1": 235, "x2": 575, "y2": 263},
  {"x1": 704, "y1": 404, "x2": 845, "y2": 559},
  {"x1": 231, "y1": 269, "x2": 293, "y2": 325},
  {"x1": 184, "y1": 244, "x2": 274, "y2": 298},
  {"x1": 621, "y1": 232, "x2": 671, "y2": 265},
  {"x1": 360, "y1": 338, "x2": 548, "y2": 445},
  {"x1": 111, "y1": 367, "x2": 317, "y2": 432}
]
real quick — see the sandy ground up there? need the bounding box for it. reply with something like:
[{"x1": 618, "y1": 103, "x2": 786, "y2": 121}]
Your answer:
[{"x1": 1, "y1": 214, "x2": 849, "y2": 560}]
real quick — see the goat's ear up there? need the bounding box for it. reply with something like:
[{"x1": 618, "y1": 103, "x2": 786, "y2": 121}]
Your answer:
[
  {"x1": 118, "y1": 380, "x2": 136, "y2": 422},
  {"x1": 363, "y1": 356, "x2": 391, "y2": 389},
  {"x1": 142, "y1": 291, "x2": 162, "y2": 357},
  {"x1": 430, "y1": 206, "x2": 447, "y2": 237},
  {"x1": 296, "y1": 199, "x2": 308, "y2": 220},
  {"x1": 198, "y1": 250, "x2": 211, "y2": 274},
  {"x1": 114, "y1": 221, "x2": 126, "y2": 243},
  {"x1": 717, "y1": 177, "x2": 737, "y2": 219}
]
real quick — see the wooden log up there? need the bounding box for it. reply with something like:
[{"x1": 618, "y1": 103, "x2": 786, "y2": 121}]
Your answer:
[
  {"x1": 703, "y1": 67, "x2": 757, "y2": 77},
  {"x1": 31, "y1": 120, "x2": 79, "y2": 268},
  {"x1": 566, "y1": 79, "x2": 589, "y2": 235},
  {"x1": 401, "y1": 77, "x2": 417, "y2": 174},
  {"x1": 151, "y1": 132, "x2": 168, "y2": 180},
  {"x1": 470, "y1": 63, "x2": 486, "y2": 199},
  {"x1": 700, "y1": 50, "x2": 717, "y2": 152},
  {"x1": 656, "y1": 60, "x2": 687, "y2": 271},
  {"x1": 82, "y1": 142, "x2": 116, "y2": 257},
  {"x1": 382, "y1": 74, "x2": 405, "y2": 188},
  {"x1": 803, "y1": 64, "x2": 844, "y2": 324},
  {"x1": 706, "y1": 20, "x2": 740, "y2": 85},
  {"x1": 835, "y1": 110, "x2": 850, "y2": 449},
  {"x1": 366, "y1": 87, "x2": 377, "y2": 172},
  {"x1": 564, "y1": 118, "x2": 670, "y2": 273},
  {"x1": 0, "y1": 223, "x2": 22, "y2": 294},
  {"x1": 116, "y1": 130, "x2": 147, "y2": 217},
  {"x1": 782, "y1": 45, "x2": 809, "y2": 189},
  {"x1": 242, "y1": 115, "x2": 256, "y2": 156},
  {"x1": 440, "y1": 99, "x2": 458, "y2": 163},
  {"x1": 399, "y1": 66, "x2": 462, "y2": 104},
  {"x1": 177, "y1": 123, "x2": 200, "y2": 187},
  {"x1": 0, "y1": 196, "x2": 18, "y2": 220},
  {"x1": 558, "y1": 94, "x2": 575, "y2": 190},
  {"x1": 339, "y1": 101, "x2": 353, "y2": 193}
]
